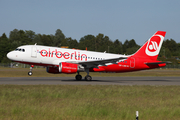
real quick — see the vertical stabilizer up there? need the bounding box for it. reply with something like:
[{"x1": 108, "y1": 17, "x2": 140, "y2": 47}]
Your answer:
[{"x1": 132, "y1": 31, "x2": 166, "y2": 60}]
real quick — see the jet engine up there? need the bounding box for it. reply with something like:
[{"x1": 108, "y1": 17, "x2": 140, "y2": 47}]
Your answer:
[{"x1": 46, "y1": 62, "x2": 84, "y2": 74}]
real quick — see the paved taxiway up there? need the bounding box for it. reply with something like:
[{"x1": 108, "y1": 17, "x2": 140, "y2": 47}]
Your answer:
[{"x1": 0, "y1": 77, "x2": 180, "y2": 85}]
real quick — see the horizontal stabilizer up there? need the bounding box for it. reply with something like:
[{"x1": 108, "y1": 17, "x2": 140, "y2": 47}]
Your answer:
[{"x1": 145, "y1": 61, "x2": 171, "y2": 65}]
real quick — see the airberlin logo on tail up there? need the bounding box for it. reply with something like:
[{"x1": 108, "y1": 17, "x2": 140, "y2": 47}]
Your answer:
[
  {"x1": 148, "y1": 41, "x2": 158, "y2": 51},
  {"x1": 145, "y1": 35, "x2": 164, "y2": 56}
]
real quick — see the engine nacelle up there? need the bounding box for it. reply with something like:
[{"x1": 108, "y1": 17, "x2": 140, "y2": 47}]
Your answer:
[
  {"x1": 46, "y1": 62, "x2": 84, "y2": 74},
  {"x1": 59, "y1": 62, "x2": 78, "y2": 74},
  {"x1": 46, "y1": 66, "x2": 59, "y2": 74}
]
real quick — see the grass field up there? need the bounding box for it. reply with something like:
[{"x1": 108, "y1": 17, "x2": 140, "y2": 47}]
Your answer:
[
  {"x1": 0, "y1": 85, "x2": 180, "y2": 120},
  {"x1": 0, "y1": 67, "x2": 180, "y2": 77},
  {"x1": 1, "y1": 68, "x2": 180, "y2": 119}
]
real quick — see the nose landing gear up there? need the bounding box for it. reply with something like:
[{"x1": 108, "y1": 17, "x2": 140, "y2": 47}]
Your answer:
[{"x1": 28, "y1": 65, "x2": 34, "y2": 76}]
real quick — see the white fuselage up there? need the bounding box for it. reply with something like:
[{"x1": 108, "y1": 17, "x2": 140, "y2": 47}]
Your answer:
[{"x1": 7, "y1": 45, "x2": 127, "y2": 66}]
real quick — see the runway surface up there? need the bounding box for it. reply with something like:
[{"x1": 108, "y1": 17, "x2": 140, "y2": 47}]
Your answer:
[{"x1": 0, "y1": 77, "x2": 180, "y2": 85}]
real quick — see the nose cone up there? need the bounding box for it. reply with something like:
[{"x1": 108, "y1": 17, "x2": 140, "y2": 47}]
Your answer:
[{"x1": 7, "y1": 52, "x2": 14, "y2": 60}]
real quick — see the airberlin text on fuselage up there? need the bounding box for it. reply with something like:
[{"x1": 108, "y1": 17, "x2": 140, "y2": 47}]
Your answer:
[{"x1": 40, "y1": 49, "x2": 87, "y2": 61}]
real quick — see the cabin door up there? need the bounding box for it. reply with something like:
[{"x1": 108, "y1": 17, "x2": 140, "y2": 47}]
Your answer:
[
  {"x1": 31, "y1": 46, "x2": 37, "y2": 58},
  {"x1": 130, "y1": 57, "x2": 135, "y2": 68}
]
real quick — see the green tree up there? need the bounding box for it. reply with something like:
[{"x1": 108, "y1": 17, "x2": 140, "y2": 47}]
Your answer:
[
  {"x1": 163, "y1": 39, "x2": 178, "y2": 56},
  {"x1": 128, "y1": 39, "x2": 138, "y2": 48},
  {"x1": 113, "y1": 39, "x2": 123, "y2": 54},
  {"x1": 79, "y1": 35, "x2": 96, "y2": 51},
  {"x1": 95, "y1": 33, "x2": 104, "y2": 52},
  {"x1": 9, "y1": 29, "x2": 32, "y2": 48},
  {"x1": 66, "y1": 37, "x2": 79, "y2": 49},
  {"x1": 9, "y1": 29, "x2": 21, "y2": 49},
  {"x1": 18, "y1": 30, "x2": 30, "y2": 45},
  {"x1": 33, "y1": 34, "x2": 43, "y2": 45},
  {"x1": 123, "y1": 40, "x2": 129, "y2": 53},
  {"x1": 25, "y1": 30, "x2": 35, "y2": 44},
  {"x1": 95, "y1": 34, "x2": 114, "y2": 53},
  {"x1": 0, "y1": 33, "x2": 11, "y2": 63},
  {"x1": 125, "y1": 46, "x2": 140, "y2": 55},
  {"x1": 53, "y1": 29, "x2": 65, "y2": 47},
  {"x1": 9, "y1": 29, "x2": 19, "y2": 41},
  {"x1": 123, "y1": 39, "x2": 139, "y2": 54},
  {"x1": 41, "y1": 34, "x2": 52, "y2": 46}
]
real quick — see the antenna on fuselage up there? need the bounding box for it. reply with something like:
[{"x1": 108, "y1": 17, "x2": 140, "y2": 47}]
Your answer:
[{"x1": 35, "y1": 43, "x2": 37, "y2": 45}]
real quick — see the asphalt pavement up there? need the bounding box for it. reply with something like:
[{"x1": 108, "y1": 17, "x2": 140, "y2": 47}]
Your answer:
[{"x1": 0, "y1": 77, "x2": 180, "y2": 85}]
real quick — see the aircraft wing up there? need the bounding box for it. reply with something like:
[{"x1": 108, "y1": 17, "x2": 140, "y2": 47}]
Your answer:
[{"x1": 69, "y1": 57, "x2": 127, "y2": 68}]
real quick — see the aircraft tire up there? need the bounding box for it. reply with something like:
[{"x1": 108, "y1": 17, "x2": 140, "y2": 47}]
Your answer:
[
  {"x1": 85, "y1": 75, "x2": 92, "y2": 81},
  {"x1": 75, "y1": 75, "x2": 82, "y2": 81},
  {"x1": 28, "y1": 71, "x2": 33, "y2": 76}
]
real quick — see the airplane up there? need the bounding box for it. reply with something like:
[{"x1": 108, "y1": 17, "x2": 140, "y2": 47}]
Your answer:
[{"x1": 7, "y1": 31, "x2": 167, "y2": 81}]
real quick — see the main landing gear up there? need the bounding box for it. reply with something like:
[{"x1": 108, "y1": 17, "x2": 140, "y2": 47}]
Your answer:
[
  {"x1": 75, "y1": 72, "x2": 82, "y2": 80},
  {"x1": 28, "y1": 65, "x2": 34, "y2": 76},
  {"x1": 75, "y1": 69, "x2": 92, "y2": 81},
  {"x1": 84, "y1": 68, "x2": 92, "y2": 81},
  {"x1": 85, "y1": 75, "x2": 92, "y2": 81}
]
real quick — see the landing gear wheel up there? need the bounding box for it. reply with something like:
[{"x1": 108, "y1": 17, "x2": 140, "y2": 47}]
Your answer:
[
  {"x1": 28, "y1": 71, "x2": 33, "y2": 76},
  {"x1": 28, "y1": 65, "x2": 34, "y2": 76},
  {"x1": 75, "y1": 75, "x2": 82, "y2": 81},
  {"x1": 85, "y1": 75, "x2": 92, "y2": 81}
]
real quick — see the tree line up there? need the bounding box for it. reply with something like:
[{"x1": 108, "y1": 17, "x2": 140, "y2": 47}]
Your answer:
[{"x1": 0, "y1": 29, "x2": 180, "y2": 64}]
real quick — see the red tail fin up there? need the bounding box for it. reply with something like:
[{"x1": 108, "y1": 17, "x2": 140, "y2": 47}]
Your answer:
[{"x1": 132, "y1": 31, "x2": 166, "y2": 60}]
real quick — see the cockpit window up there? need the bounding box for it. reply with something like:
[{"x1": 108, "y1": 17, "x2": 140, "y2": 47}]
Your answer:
[{"x1": 15, "y1": 48, "x2": 25, "y2": 52}]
